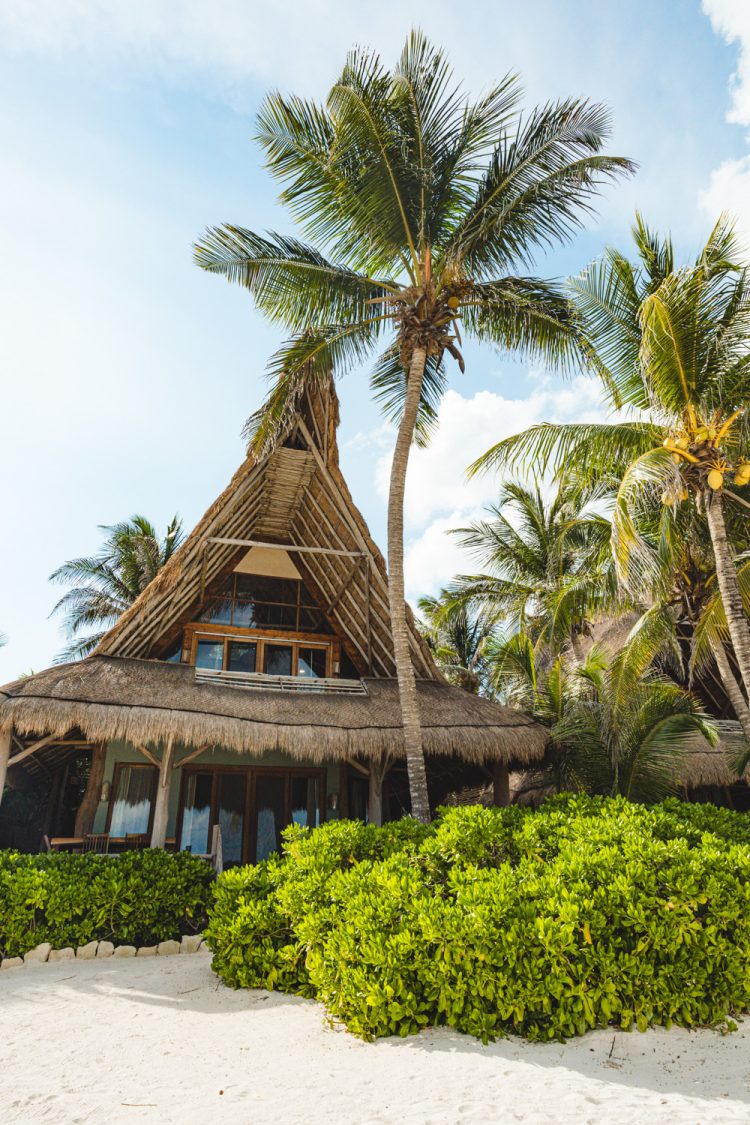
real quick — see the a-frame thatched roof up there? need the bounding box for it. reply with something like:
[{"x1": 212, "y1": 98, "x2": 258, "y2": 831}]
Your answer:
[
  {"x1": 0, "y1": 379, "x2": 548, "y2": 769},
  {"x1": 94, "y1": 378, "x2": 436, "y2": 680}
]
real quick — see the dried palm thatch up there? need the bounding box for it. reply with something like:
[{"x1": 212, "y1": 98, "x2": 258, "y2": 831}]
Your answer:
[
  {"x1": 0, "y1": 379, "x2": 550, "y2": 773},
  {"x1": 92, "y1": 379, "x2": 437, "y2": 680},
  {"x1": 0, "y1": 656, "x2": 547, "y2": 765}
]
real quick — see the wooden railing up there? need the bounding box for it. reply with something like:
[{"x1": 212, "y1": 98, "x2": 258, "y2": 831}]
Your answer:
[{"x1": 195, "y1": 667, "x2": 368, "y2": 695}]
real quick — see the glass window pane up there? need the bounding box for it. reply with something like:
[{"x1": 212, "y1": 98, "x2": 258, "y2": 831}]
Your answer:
[
  {"x1": 235, "y1": 575, "x2": 299, "y2": 604},
  {"x1": 217, "y1": 774, "x2": 246, "y2": 866},
  {"x1": 255, "y1": 775, "x2": 285, "y2": 861},
  {"x1": 297, "y1": 647, "x2": 327, "y2": 678},
  {"x1": 195, "y1": 640, "x2": 224, "y2": 670},
  {"x1": 254, "y1": 603, "x2": 297, "y2": 630},
  {"x1": 290, "y1": 776, "x2": 320, "y2": 829},
  {"x1": 264, "y1": 644, "x2": 293, "y2": 676},
  {"x1": 231, "y1": 600, "x2": 256, "y2": 628},
  {"x1": 199, "y1": 598, "x2": 233, "y2": 625},
  {"x1": 109, "y1": 766, "x2": 155, "y2": 836},
  {"x1": 180, "y1": 772, "x2": 213, "y2": 854},
  {"x1": 227, "y1": 642, "x2": 257, "y2": 673}
]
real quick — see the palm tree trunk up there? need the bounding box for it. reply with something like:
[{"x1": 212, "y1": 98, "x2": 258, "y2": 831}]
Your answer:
[
  {"x1": 387, "y1": 345, "x2": 431, "y2": 824},
  {"x1": 74, "y1": 742, "x2": 106, "y2": 837},
  {"x1": 704, "y1": 489, "x2": 750, "y2": 699},
  {"x1": 710, "y1": 636, "x2": 750, "y2": 743}
]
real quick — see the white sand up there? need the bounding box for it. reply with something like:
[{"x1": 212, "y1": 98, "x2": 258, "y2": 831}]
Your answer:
[{"x1": 1, "y1": 954, "x2": 749, "y2": 1124}]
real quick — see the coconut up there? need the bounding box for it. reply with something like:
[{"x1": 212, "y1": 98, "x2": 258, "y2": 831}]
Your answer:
[{"x1": 707, "y1": 468, "x2": 724, "y2": 490}]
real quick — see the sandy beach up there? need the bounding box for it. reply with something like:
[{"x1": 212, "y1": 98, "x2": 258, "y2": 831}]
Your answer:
[{"x1": 1, "y1": 953, "x2": 748, "y2": 1124}]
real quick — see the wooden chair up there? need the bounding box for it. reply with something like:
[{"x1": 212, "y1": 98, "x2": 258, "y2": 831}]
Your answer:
[
  {"x1": 82, "y1": 833, "x2": 110, "y2": 854},
  {"x1": 40, "y1": 835, "x2": 52, "y2": 852},
  {"x1": 124, "y1": 833, "x2": 149, "y2": 851}
]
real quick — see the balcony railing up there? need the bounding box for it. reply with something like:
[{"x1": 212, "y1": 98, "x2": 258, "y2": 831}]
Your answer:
[{"x1": 195, "y1": 667, "x2": 368, "y2": 695}]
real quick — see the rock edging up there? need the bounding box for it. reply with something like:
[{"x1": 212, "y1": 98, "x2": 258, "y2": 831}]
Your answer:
[{"x1": 0, "y1": 935, "x2": 209, "y2": 971}]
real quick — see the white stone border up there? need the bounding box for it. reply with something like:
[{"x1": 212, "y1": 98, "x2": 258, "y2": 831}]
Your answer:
[{"x1": 0, "y1": 935, "x2": 208, "y2": 970}]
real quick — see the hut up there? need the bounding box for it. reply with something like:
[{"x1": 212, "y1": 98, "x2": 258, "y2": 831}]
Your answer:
[{"x1": 0, "y1": 382, "x2": 546, "y2": 861}]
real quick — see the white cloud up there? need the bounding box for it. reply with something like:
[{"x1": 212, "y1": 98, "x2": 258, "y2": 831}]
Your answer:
[
  {"x1": 699, "y1": 155, "x2": 750, "y2": 245},
  {"x1": 703, "y1": 0, "x2": 750, "y2": 125},
  {"x1": 369, "y1": 378, "x2": 612, "y2": 599},
  {"x1": 701, "y1": 3, "x2": 750, "y2": 240}
]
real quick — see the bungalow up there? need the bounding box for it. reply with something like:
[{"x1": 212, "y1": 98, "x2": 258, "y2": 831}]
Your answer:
[{"x1": 0, "y1": 381, "x2": 546, "y2": 861}]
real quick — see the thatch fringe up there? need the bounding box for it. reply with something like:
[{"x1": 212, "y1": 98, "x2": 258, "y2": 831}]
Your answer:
[{"x1": 0, "y1": 656, "x2": 547, "y2": 766}]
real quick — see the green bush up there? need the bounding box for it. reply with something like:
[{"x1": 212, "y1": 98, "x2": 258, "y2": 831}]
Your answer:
[
  {"x1": 205, "y1": 795, "x2": 750, "y2": 1042},
  {"x1": 0, "y1": 849, "x2": 214, "y2": 957}
]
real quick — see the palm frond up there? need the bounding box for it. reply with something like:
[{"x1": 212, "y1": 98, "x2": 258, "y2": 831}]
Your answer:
[{"x1": 194, "y1": 226, "x2": 394, "y2": 330}]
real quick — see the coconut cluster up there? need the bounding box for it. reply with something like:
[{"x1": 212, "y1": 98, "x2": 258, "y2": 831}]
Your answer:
[{"x1": 660, "y1": 412, "x2": 749, "y2": 503}]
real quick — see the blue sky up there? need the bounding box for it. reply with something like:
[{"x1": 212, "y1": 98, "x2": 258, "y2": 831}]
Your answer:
[{"x1": 1, "y1": 0, "x2": 750, "y2": 681}]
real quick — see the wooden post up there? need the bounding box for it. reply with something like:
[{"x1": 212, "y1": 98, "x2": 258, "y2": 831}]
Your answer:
[
  {"x1": 0, "y1": 728, "x2": 11, "y2": 811},
  {"x1": 368, "y1": 756, "x2": 384, "y2": 828},
  {"x1": 150, "y1": 740, "x2": 174, "y2": 849},
  {"x1": 338, "y1": 762, "x2": 350, "y2": 818},
  {"x1": 74, "y1": 743, "x2": 107, "y2": 838},
  {"x1": 492, "y1": 761, "x2": 510, "y2": 807}
]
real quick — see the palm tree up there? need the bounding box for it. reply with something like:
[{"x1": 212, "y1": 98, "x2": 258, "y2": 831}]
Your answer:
[
  {"x1": 473, "y1": 215, "x2": 750, "y2": 716},
  {"x1": 443, "y1": 479, "x2": 618, "y2": 664},
  {"x1": 418, "y1": 592, "x2": 498, "y2": 694},
  {"x1": 490, "y1": 632, "x2": 715, "y2": 802},
  {"x1": 50, "y1": 515, "x2": 183, "y2": 661},
  {"x1": 194, "y1": 35, "x2": 633, "y2": 820}
]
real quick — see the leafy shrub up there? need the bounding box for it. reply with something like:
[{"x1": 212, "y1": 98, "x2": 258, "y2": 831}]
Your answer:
[
  {"x1": 0, "y1": 849, "x2": 214, "y2": 957},
  {"x1": 206, "y1": 795, "x2": 750, "y2": 1041}
]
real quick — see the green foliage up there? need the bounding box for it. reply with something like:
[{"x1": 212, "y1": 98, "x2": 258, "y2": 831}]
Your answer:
[
  {"x1": 194, "y1": 32, "x2": 632, "y2": 456},
  {"x1": 206, "y1": 798, "x2": 750, "y2": 1042},
  {"x1": 0, "y1": 849, "x2": 213, "y2": 958},
  {"x1": 49, "y1": 513, "x2": 184, "y2": 661}
]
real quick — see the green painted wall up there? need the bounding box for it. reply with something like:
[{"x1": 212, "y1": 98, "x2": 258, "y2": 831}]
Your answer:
[{"x1": 92, "y1": 740, "x2": 343, "y2": 839}]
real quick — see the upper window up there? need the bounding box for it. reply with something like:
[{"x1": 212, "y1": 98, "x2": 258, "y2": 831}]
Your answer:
[{"x1": 199, "y1": 576, "x2": 331, "y2": 634}]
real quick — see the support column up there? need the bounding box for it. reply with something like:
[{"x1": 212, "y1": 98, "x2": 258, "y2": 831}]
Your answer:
[
  {"x1": 492, "y1": 760, "x2": 510, "y2": 807},
  {"x1": 150, "y1": 740, "x2": 174, "y2": 849},
  {"x1": 368, "y1": 760, "x2": 384, "y2": 827},
  {"x1": 0, "y1": 728, "x2": 11, "y2": 811},
  {"x1": 74, "y1": 743, "x2": 107, "y2": 838}
]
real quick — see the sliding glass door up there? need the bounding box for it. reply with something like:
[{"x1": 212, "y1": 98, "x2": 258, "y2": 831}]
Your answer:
[{"x1": 177, "y1": 767, "x2": 325, "y2": 865}]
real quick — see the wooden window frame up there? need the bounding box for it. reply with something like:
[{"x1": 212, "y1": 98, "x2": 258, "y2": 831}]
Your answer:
[
  {"x1": 199, "y1": 575, "x2": 329, "y2": 634},
  {"x1": 105, "y1": 762, "x2": 158, "y2": 837},
  {"x1": 176, "y1": 764, "x2": 327, "y2": 864},
  {"x1": 187, "y1": 624, "x2": 338, "y2": 678}
]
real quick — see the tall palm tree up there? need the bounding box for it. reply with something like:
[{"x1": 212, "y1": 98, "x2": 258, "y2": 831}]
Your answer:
[
  {"x1": 194, "y1": 34, "x2": 633, "y2": 820},
  {"x1": 473, "y1": 215, "x2": 750, "y2": 711},
  {"x1": 50, "y1": 515, "x2": 183, "y2": 661},
  {"x1": 443, "y1": 479, "x2": 618, "y2": 663}
]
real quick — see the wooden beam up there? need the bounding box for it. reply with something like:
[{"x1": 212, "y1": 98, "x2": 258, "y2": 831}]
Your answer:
[
  {"x1": 7, "y1": 734, "x2": 58, "y2": 768},
  {"x1": 344, "y1": 757, "x2": 370, "y2": 777},
  {"x1": 173, "y1": 744, "x2": 209, "y2": 769},
  {"x1": 325, "y1": 557, "x2": 362, "y2": 617},
  {"x1": 0, "y1": 728, "x2": 11, "y2": 810},
  {"x1": 133, "y1": 743, "x2": 159, "y2": 768},
  {"x1": 205, "y1": 536, "x2": 365, "y2": 559}
]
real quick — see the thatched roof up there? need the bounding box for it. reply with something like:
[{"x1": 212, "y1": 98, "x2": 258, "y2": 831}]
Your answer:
[
  {"x1": 678, "y1": 721, "x2": 750, "y2": 788},
  {"x1": 92, "y1": 379, "x2": 437, "y2": 680},
  {"x1": 0, "y1": 656, "x2": 547, "y2": 765}
]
